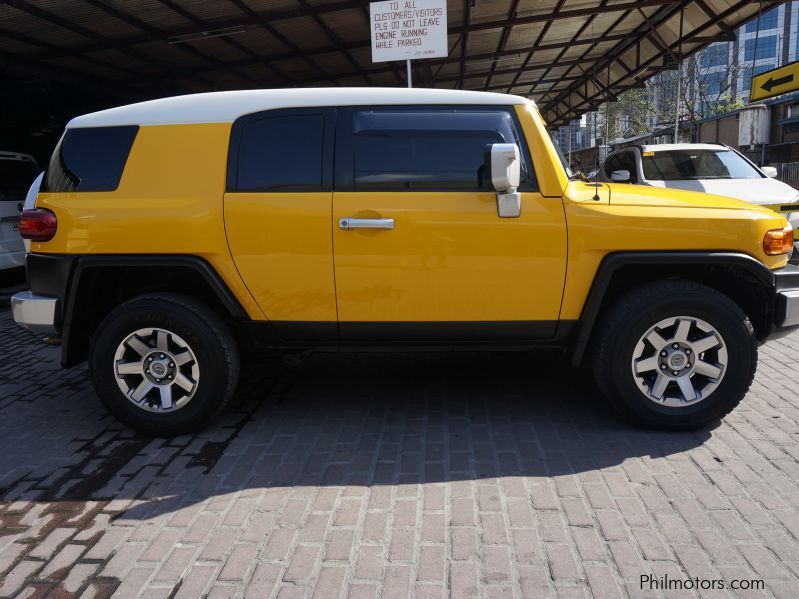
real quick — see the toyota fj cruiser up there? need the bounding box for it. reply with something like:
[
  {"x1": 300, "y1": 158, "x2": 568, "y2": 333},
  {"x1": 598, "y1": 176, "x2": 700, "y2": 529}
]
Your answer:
[{"x1": 12, "y1": 88, "x2": 799, "y2": 436}]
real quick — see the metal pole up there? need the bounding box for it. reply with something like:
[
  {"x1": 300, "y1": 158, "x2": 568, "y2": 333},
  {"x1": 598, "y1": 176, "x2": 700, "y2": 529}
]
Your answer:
[
  {"x1": 568, "y1": 120, "x2": 573, "y2": 170},
  {"x1": 674, "y1": 7, "x2": 683, "y2": 142},
  {"x1": 674, "y1": 63, "x2": 682, "y2": 142},
  {"x1": 751, "y1": 0, "x2": 763, "y2": 87},
  {"x1": 605, "y1": 65, "x2": 610, "y2": 147},
  {"x1": 406, "y1": 59, "x2": 412, "y2": 88}
]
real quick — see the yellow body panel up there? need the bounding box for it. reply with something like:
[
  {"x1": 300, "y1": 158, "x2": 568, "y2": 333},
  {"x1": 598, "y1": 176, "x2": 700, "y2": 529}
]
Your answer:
[
  {"x1": 30, "y1": 104, "x2": 791, "y2": 332},
  {"x1": 33, "y1": 123, "x2": 266, "y2": 321},
  {"x1": 332, "y1": 191, "x2": 567, "y2": 324},
  {"x1": 560, "y1": 181, "x2": 788, "y2": 319},
  {"x1": 224, "y1": 192, "x2": 337, "y2": 322},
  {"x1": 514, "y1": 104, "x2": 569, "y2": 197}
]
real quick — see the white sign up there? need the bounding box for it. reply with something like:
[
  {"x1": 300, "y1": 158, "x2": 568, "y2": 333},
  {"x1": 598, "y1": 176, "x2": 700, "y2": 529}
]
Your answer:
[{"x1": 370, "y1": 0, "x2": 448, "y2": 63}]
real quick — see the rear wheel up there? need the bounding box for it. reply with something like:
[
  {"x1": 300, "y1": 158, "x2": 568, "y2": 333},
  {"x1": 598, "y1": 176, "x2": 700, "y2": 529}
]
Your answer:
[
  {"x1": 592, "y1": 281, "x2": 757, "y2": 430},
  {"x1": 89, "y1": 294, "x2": 239, "y2": 436}
]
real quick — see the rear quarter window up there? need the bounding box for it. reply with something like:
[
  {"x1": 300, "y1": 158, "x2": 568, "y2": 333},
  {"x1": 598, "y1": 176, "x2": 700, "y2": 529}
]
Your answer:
[{"x1": 43, "y1": 125, "x2": 138, "y2": 193}]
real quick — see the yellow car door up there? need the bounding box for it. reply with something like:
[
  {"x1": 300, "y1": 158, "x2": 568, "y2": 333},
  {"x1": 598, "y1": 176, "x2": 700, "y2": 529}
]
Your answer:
[
  {"x1": 224, "y1": 108, "x2": 338, "y2": 341},
  {"x1": 332, "y1": 107, "x2": 568, "y2": 341}
]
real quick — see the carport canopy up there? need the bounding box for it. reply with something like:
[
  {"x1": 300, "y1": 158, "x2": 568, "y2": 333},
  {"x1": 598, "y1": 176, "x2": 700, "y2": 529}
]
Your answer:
[{"x1": 0, "y1": 0, "x2": 785, "y2": 128}]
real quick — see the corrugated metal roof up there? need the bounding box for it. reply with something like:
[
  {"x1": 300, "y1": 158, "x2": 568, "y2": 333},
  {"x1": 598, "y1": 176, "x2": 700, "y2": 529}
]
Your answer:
[{"x1": 0, "y1": 0, "x2": 785, "y2": 126}]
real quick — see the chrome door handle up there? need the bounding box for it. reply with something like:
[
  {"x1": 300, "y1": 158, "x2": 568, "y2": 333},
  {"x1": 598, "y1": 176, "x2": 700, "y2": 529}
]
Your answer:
[{"x1": 339, "y1": 217, "x2": 395, "y2": 230}]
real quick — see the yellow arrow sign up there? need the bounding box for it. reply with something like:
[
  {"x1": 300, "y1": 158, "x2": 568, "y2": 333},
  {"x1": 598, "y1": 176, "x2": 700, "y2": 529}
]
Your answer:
[{"x1": 750, "y1": 60, "x2": 799, "y2": 102}]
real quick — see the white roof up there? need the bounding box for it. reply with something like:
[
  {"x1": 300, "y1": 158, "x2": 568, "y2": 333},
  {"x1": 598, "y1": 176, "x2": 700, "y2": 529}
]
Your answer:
[
  {"x1": 639, "y1": 143, "x2": 727, "y2": 153},
  {"x1": 68, "y1": 88, "x2": 531, "y2": 129}
]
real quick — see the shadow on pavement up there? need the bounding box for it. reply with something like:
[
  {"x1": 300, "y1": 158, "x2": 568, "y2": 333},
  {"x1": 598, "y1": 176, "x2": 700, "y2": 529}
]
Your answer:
[{"x1": 0, "y1": 316, "x2": 711, "y2": 527}]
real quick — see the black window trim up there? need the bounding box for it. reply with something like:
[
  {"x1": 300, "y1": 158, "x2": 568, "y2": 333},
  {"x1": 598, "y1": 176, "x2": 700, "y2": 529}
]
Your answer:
[
  {"x1": 334, "y1": 105, "x2": 538, "y2": 193},
  {"x1": 226, "y1": 107, "x2": 336, "y2": 193}
]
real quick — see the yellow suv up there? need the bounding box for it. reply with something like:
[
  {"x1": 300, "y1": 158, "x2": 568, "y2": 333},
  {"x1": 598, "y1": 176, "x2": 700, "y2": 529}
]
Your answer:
[{"x1": 11, "y1": 88, "x2": 799, "y2": 436}]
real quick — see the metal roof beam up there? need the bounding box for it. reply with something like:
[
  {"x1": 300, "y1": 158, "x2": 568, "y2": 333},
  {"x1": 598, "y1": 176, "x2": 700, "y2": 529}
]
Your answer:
[
  {"x1": 545, "y1": 0, "x2": 766, "y2": 122},
  {"x1": 443, "y1": 71, "x2": 583, "y2": 85},
  {"x1": 546, "y1": 0, "x2": 757, "y2": 125},
  {"x1": 296, "y1": 0, "x2": 374, "y2": 86},
  {"x1": 505, "y1": 0, "x2": 567, "y2": 92},
  {"x1": 0, "y1": 24, "x2": 145, "y2": 80},
  {"x1": 152, "y1": 0, "x2": 261, "y2": 85},
  {"x1": 543, "y1": 0, "x2": 690, "y2": 120},
  {"x1": 2, "y1": 0, "x2": 219, "y2": 88},
  {"x1": 636, "y1": 7, "x2": 679, "y2": 64},
  {"x1": 0, "y1": 49, "x2": 147, "y2": 100},
  {"x1": 82, "y1": 0, "x2": 261, "y2": 86},
  {"x1": 693, "y1": 0, "x2": 735, "y2": 34},
  {"x1": 485, "y1": 0, "x2": 520, "y2": 89},
  {"x1": 225, "y1": 0, "x2": 338, "y2": 85},
  {"x1": 5, "y1": 0, "x2": 374, "y2": 64},
  {"x1": 526, "y1": 0, "x2": 621, "y2": 102},
  {"x1": 54, "y1": 31, "x2": 634, "y2": 92},
  {"x1": 9, "y1": 0, "x2": 678, "y2": 69},
  {"x1": 435, "y1": 56, "x2": 613, "y2": 84},
  {"x1": 453, "y1": 0, "x2": 678, "y2": 34}
]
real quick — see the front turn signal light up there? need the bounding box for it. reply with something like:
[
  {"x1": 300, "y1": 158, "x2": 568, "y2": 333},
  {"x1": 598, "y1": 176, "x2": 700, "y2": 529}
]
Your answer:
[{"x1": 763, "y1": 224, "x2": 794, "y2": 255}]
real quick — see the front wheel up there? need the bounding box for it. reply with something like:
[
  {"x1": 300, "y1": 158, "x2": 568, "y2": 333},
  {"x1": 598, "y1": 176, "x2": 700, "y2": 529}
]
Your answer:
[
  {"x1": 89, "y1": 294, "x2": 239, "y2": 436},
  {"x1": 592, "y1": 281, "x2": 757, "y2": 430}
]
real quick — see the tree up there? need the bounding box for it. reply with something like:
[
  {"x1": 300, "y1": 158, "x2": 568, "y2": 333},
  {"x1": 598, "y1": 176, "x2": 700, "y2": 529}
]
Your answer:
[
  {"x1": 587, "y1": 43, "x2": 743, "y2": 144},
  {"x1": 677, "y1": 50, "x2": 743, "y2": 139},
  {"x1": 604, "y1": 87, "x2": 652, "y2": 140}
]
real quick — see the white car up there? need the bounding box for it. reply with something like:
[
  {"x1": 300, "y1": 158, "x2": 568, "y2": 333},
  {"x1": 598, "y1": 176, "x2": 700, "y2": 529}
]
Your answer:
[
  {"x1": 0, "y1": 152, "x2": 39, "y2": 272},
  {"x1": 597, "y1": 143, "x2": 799, "y2": 229}
]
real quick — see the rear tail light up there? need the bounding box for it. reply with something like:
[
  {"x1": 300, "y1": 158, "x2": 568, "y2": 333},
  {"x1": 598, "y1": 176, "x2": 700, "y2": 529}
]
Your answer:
[
  {"x1": 763, "y1": 224, "x2": 794, "y2": 255},
  {"x1": 19, "y1": 209, "x2": 57, "y2": 242}
]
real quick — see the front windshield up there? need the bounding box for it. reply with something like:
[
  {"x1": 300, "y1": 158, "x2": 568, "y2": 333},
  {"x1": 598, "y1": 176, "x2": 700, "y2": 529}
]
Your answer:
[{"x1": 641, "y1": 149, "x2": 762, "y2": 181}]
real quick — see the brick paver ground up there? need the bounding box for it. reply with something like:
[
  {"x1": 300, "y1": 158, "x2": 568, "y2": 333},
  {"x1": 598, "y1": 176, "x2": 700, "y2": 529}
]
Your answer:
[{"x1": 1, "y1": 306, "x2": 799, "y2": 598}]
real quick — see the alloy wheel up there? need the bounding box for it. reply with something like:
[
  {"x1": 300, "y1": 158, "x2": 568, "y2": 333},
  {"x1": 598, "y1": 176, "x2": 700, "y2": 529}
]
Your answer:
[
  {"x1": 631, "y1": 316, "x2": 727, "y2": 407},
  {"x1": 113, "y1": 327, "x2": 200, "y2": 412}
]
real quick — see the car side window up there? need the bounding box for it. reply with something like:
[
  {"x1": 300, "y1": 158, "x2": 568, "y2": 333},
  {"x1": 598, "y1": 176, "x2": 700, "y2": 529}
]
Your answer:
[
  {"x1": 603, "y1": 154, "x2": 620, "y2": 178},
  {"x1": 604, "y1": 151, "x2": 637, "y2": 182},
  {"x1": 618, "y1": 151, "x2": 638, "y2": 183},
  {"x1": 43, "y1": 126, "x2": 139, "y2": 193},
  {"x1": 233, "y1": 114, "x2": 325, "y2": 192},
  {"x1": 341, "y1": 108, "x2": 536, "y2": 192}
]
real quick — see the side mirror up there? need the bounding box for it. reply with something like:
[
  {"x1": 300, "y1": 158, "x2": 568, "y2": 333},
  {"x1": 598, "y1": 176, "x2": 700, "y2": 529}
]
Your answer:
[
  {"x1": 762, "y1": 166, "x2": 778, "y2": 178},
  {"x1": 611, "y1": 169, "x2": 631, "y2": 182},
  {"x1": 484, "y1": 143, "x2": 521, "y2": 218}
]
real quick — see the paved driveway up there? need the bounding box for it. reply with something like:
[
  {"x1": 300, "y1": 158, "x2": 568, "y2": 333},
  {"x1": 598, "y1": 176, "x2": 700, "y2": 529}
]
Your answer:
[{"x1": 1, "y1": 307, "x2": 798, "y2": 599}]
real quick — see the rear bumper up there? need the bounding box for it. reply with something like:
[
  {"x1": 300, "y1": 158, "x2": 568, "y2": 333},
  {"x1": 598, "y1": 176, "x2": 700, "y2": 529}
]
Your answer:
[{"x1": 10, "y1": 291, "x2": 60, "y2": 335}]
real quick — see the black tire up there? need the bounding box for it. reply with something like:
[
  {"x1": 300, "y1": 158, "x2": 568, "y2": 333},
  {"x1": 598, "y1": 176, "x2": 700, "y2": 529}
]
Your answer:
[
  {"x1": 592, "y1": 280, "x2": 757, "y2": 430},
  {"x1": 89, "y1": 293, "x2": 239, "y2": 436}
]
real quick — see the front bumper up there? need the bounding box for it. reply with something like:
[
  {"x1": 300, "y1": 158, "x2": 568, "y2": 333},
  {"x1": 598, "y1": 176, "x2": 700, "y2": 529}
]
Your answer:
[
  {"x1": 774, "y1": 265, "x2": 799, "y2": 328},
  {"x1": 11, "y1": 291, "x2": 60, "y2": 335}
]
